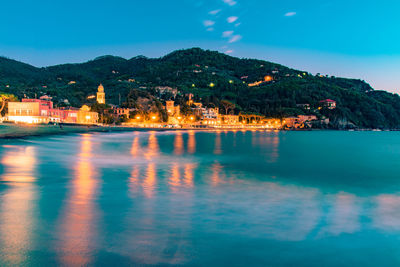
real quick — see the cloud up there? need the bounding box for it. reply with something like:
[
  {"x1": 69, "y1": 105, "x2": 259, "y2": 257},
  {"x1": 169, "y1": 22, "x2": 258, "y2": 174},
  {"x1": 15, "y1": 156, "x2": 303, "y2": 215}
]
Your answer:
[
  {"x1": 207, "y1": 27, "x2": 214, "y2": 31},
  {"x1": 225, "y1": 49, "x2": 234, "y2": 54},
  {"x1": 222, "y1": 0, "x2": 237, "y2": 6},
  {"x1": 229, "y1": 34, "x2": 242, "y2": 43},
  {"x1": 209, "y1": 9, "x2": 221, "y2": 15},
  {"x1": 235, "y1": 22, "x2": 241, "y2": 27},
  {"x1": 222, "y1": 31, "x2": 234, "y2": 37},
  {"x1": 203, "y1": 20, "x2": 215, "y2": 27},
  {"x1": 284, "y1": 12, "x2": 297, "y2": 17},
  {"x1": 227, "y1": 16, "x2": 238, "y2": 23}
]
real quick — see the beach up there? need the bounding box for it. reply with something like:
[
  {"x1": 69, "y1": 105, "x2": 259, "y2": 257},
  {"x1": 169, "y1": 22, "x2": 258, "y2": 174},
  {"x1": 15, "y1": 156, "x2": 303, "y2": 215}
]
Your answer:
[
  {"x1": 0, "y1": 123, "x2": 146, "y2": 139},
  {"x1": 0, "y1": 123, "x2": 276, "y2": 139}
]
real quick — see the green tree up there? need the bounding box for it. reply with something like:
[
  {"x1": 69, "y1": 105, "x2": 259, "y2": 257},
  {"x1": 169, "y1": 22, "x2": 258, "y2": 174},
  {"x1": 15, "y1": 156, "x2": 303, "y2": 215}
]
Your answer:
[
  {"x1": 0, "y1": 93, "x2": 18, "y2": 117},
  {"x1": 220, "y1": 99, "x2": 235, "y2": 115}
]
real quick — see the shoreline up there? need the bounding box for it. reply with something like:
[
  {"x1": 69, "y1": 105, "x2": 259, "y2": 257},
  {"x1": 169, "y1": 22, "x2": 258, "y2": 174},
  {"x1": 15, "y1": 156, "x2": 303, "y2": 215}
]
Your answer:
[
  {"x1": 0, "y1": 123, "x2": 396, "y2": 140},
  {"x1": 0, "y1": 123, "x2": 274, "y2": 139}
]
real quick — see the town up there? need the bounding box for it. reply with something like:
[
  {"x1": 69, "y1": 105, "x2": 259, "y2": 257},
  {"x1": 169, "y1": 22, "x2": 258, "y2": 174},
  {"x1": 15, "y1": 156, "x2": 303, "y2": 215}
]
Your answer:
[{"x1": 1, "y1": 84, "x2": 336, "y2": 130}]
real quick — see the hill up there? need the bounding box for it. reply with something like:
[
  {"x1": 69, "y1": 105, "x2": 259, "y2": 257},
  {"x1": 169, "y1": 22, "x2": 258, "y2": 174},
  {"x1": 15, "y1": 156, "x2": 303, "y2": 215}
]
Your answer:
[{"x1": 1, "y1": 48, "x2": 400, "y2": 129}]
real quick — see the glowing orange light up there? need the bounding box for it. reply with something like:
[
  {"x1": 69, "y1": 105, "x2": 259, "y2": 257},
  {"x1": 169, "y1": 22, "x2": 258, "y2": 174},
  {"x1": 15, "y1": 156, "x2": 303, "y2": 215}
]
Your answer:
[
  {"x1": 248, "y1": 81, "x2": 263, "y2": 87},
  {"x1": 264, "y1": 75, "x2": 273, "y2": 82}
]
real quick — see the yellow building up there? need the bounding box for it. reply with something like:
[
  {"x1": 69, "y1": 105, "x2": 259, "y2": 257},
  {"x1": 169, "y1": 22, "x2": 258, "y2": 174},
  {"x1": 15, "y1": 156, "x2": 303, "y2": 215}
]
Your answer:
[
  {"x1": 166, "y1": 100, "x2": 180, "y2": 116},
  {"x1": 97, "y1": 84, "x2": 106, "y2": 104},
  {"x1": 166, "y1": 100, "x2": 182, "y2": 124},
  {"x1": 7, "y1": 100, "x2": 50, "y2": 123},
  {"x1": 77, "y1": 105, "x2": 99, "y2": 124},
  {"x1": 8, "y1": 102, "x2": 40, "y2": 116},
  {"x1": 221, "y1": 115, "x2": 240, "y2": 125}
]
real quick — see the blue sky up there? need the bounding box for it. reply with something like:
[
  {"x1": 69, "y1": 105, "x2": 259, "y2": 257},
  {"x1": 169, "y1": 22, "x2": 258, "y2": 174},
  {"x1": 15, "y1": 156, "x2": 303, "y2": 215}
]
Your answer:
[{"x1": 1, "y1": 0, "x2": 400, "y2": 92}]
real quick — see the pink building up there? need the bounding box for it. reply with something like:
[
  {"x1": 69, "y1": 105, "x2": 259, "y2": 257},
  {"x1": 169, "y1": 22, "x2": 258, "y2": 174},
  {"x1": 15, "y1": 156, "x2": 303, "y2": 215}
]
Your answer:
[
  {"x1": 8, "y1": 97, "x2": 97, "y2": 124},
  {"x1": 320, "y1": 99, "x2": 336, "y2": 109},
  {"x1": 22, "y1": 98, "x2": 54, "y2": 116},
  {"x1": 58, "y1": 108, "x2": 79, "y2": 123}
]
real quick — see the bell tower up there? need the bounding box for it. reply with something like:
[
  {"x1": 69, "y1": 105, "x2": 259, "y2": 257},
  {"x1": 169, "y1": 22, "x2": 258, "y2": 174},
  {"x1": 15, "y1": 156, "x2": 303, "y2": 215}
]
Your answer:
[{"x1": 97, "y1": 84, "x2": 105, "y2": 104}]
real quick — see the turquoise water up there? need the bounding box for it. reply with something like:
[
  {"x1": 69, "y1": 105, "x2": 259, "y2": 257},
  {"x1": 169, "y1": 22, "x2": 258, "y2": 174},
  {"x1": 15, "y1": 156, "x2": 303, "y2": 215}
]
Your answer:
[{"x1": 1, "y1": 130, "x2": 400, "y2": 266}]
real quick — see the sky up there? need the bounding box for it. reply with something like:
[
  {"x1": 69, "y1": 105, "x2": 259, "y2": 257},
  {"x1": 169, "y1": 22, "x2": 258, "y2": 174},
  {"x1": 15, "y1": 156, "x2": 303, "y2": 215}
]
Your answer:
[{"x1": 1, "y1": 0, "x2": 400, "y2": 93}]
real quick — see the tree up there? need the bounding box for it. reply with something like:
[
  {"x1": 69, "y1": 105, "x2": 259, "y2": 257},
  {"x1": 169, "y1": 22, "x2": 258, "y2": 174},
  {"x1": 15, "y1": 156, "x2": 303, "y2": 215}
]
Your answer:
[
  {"x1": 220, "y1": 99, "x2": 235, "y2": 115},
  {"x1": 0, "y1": 93, "x2": 18, "y2": 117}
]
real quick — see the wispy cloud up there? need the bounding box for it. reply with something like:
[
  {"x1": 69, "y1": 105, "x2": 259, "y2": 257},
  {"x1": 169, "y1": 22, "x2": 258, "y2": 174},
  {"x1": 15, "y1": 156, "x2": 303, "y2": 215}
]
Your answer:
[
  {"x1": 209, "y1": 9, "x2": 221, "y2": 15},
  {"x1": 284, "y1": 12, "x2": 297, "y2": 17},
  {"x1": 235, "y1": 22, "x2": 241, "y2": 27},
  {"x1": 225, "y1": 49, "x2": 234, "y2": 54},
  {"x1": 203, "y1": 20, "x2": 215, "y2": 27},
  {"x1": 222, "y1": 0, "x2": 237, "y2": 6},
  {"x1": 227, "y1": 16, "x2": 238, "y2": 23},
  {"x1": 229, "y1": 35, "x2": 242, "y2": 43},
  {"x1": 207, "y1": 27, "x2": 214, "y2": 31},
  {"x1": 222, "y1": 31, "x2": 234, "y2": 37}
]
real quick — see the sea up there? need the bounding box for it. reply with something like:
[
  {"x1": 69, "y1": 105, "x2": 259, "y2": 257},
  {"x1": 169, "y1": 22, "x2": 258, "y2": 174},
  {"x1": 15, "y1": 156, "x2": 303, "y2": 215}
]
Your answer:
[{"x1": 0, "y1": 130, "x2": 400, "y2": 266}]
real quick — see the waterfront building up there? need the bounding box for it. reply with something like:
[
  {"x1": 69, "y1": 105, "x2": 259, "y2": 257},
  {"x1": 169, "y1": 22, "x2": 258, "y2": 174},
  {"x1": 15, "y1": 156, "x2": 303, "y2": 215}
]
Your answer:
[
  {"x1": 113, "y1": 107, "x2": 131, "y2": 118},
  {"x1": 165, "y1": 100, "x2": 180, "y2": 116},
  {"x1": 61, "y1": 108, "x2": 79, "y2": 123},
  {"x1": 97, "y1": 84, "x2": 106, "y2": 104},
  {"x1": 202, "y1": 107, "x2": 219, "y2": 120},
  {"x1": 77, "y1": 105, "x2": 99, "y2": 124},
  {"x1": 221, "y1": 115, "x2": 240, "y2": 125},
  {"x1": 8, "y1": 98, "x2": 56, "y2": 123},
  {"x1": 297, "y1": 115, "x2": 318, "y2": 123},
  {"x1": 165, "y1": 100, "x2": 182, "y2": 124},
  {"x1": 283, "y1": 115, "x2": 318, "y2": 128},
  {"x1": 192, "y1": 105, "x2": 220, "y2": 125},
  {"x1": 7, "y1": 98, "x2": 99, "y2": 124},
  {"x1": 283, "y1": 117, "x2": 299, "y2": 128}
]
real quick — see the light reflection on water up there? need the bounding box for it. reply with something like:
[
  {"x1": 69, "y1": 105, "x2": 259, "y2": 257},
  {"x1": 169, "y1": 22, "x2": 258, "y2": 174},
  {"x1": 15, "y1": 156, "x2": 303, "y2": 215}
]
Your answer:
[
  {"x1": 1, "y1": 131, "x2": 400, "y2": 265},
  {"x1": 57, "y1": 134, "x2": 99, "y2": 266},
  {"x1": 0, "y1": 146, "x2": 37, "y2": 266}
]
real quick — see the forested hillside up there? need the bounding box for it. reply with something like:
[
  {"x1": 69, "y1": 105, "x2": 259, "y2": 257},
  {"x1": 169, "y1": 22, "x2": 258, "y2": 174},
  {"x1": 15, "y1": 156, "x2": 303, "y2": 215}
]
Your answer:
[{"x1": 1, "y1": 48, "x2": 400, "y2": 129}]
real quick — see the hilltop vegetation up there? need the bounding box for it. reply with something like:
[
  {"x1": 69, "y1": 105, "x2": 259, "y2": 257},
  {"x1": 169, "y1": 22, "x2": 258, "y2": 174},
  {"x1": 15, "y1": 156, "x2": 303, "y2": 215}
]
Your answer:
[{"x1": 1, "y1": 48, "x2": 400, "y2": 129}]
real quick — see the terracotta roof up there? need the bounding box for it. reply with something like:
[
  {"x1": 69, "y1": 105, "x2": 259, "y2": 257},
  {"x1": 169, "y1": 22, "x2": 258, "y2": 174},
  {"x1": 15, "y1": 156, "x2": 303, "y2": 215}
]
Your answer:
[{"x1": 320, "y1": 99, "x2": 336, "y2": 102}]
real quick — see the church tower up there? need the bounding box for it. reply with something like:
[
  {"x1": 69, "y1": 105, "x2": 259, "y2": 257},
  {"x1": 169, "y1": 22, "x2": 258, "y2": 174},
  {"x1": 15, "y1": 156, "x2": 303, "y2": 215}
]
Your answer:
[{"x1": 97, "y1": 84, "x2": 105, "y2": 104}]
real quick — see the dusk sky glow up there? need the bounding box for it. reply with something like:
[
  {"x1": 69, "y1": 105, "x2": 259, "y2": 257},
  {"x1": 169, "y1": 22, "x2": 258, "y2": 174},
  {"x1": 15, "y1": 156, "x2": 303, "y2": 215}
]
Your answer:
[{"x1": 1, "y1": 0, "x2": 400, "y2": 92}]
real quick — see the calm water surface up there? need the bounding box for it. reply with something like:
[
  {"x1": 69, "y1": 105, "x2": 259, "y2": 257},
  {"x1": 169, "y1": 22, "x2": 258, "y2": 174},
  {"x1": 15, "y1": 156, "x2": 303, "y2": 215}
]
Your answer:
[{"x1": 1, "y1": 130, "x2": 400, "y2": 266}]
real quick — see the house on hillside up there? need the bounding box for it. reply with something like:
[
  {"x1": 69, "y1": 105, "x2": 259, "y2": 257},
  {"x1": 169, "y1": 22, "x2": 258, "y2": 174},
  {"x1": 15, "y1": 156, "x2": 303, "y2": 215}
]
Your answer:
[
  {"x1": 296, "y1": 104, "x2": 311, "y2": 110},
  {"x1": 320, "y1": 99, "x2": 336, "y2": 109}
]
